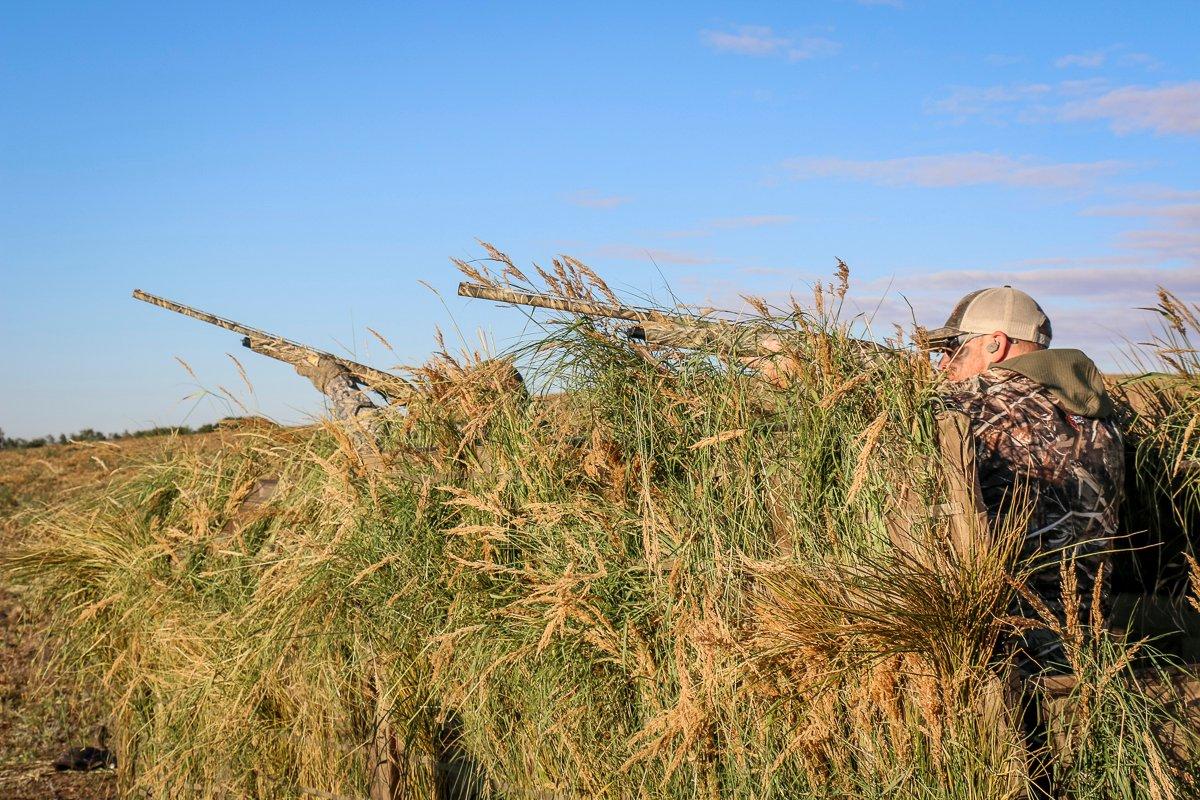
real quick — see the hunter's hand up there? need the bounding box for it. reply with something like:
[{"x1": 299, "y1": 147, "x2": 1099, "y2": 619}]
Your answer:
[
  {"x1": 755, "y1": 335, "x2": 784, "y2": 354},
  {"x1": 295, "y1": 355, "x2": 349, "y2": 393},
  {"x1": 738, "y1": 336, "x2": 797, "y2": 388}
]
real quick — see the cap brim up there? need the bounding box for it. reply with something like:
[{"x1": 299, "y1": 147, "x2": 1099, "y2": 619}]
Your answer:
[{"x1": 924, "y1": 326, "x2": 964, "y2": 345}]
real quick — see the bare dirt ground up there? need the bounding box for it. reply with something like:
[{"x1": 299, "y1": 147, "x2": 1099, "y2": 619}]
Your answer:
[
  {"x1": 0, "y1": 585, "x2": 116, "y2": 800},
  {"x1": 0, "y1": 433, "x2": 225, "y2": 800}
]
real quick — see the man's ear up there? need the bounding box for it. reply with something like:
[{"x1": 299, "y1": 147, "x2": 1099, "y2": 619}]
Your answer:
[{"x1": 985, "y1": 331, "x2": 1009, "y2": 362}]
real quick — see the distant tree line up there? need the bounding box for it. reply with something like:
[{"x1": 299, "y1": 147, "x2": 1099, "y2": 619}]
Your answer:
[{"x1": 0, "y1": 423, "x2": 223, "y2": 450}]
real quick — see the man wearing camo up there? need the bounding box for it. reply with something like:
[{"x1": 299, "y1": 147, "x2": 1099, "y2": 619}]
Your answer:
[
  {"x1": 928, "y1": 286, "x2": 1123, "y2": 675},
  {"x1": 928, "y1": 287, "x2": 1123, "y2": 797}
]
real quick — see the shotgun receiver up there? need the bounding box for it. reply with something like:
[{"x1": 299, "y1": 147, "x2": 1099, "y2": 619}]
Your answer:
[{"x1": 132, "y1": 289, "x2": 413, "y2": 402}]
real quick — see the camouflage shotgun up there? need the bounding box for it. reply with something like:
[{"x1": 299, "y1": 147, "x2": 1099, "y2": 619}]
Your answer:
[
  {"x1": 132, "y1": 289, "x2": 413, "y2": 402},
  {"x1": 457, "y1": 282, "x2": 891, "y2": 356}
]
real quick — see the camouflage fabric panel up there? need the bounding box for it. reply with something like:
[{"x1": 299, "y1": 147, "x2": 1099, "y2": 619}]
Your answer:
[{"x1": 939, "y1": 369, "x2": 1124, "y2": 676}]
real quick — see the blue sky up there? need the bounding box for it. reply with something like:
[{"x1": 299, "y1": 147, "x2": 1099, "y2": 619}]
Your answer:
[{"x1": 2, "y1": 1, "x2": 1197, "y2": 438}]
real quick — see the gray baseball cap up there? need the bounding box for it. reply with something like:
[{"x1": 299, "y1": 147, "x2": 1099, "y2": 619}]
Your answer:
[{"x1": 927, "y1": 286, "x2": 1053, "y2": 347}]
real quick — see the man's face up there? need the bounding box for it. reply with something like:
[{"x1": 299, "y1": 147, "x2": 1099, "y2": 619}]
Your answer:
[{"x1": 936, "y1": 334, "x2": 993, "y2": 381}]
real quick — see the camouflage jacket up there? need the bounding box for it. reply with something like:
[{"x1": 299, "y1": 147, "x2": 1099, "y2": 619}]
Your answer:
[
  {"x1": 938, "y1": 349, "x2": 1124, "y2": 674},
  {"x1": 325, "y1": 372, "x2": 377, "y2": 421}
]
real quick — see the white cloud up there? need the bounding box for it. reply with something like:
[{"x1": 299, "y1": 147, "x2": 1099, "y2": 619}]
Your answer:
[
  {"x1": 1056, "y1": 78, "x2": 1111, "y2": 96},
  {"x1": 783, "y1": 153, "x2": 1130, "y2": 189},
  {"x1": 1118, "y1": 228, "x2": 1200, "y2": 264},
  {"x1": 592, "y1": 244, "x2": 723, "y2": 266},
  {"x1": 1093, "y1": 200, "x2": 1200, "y2": 266},
  {"x1": 869, "y1": 264, "x2": 1200, "y2": 300},
  {"x1": 1083, "y1": 202, "x2": 1200, "y2": 227},
  {"x1": 928, "y1": 79, "x2": 1199, "y2": 137},
  {"x1": 926, "y1": 83, "x2": 1053, "y2": 120},
  {"x1": 1111, "y1": 185, "x2": 1200, "y2": 203},
  {"x1": 700, "y1": 25, "x2": 789, "y2": 56},
  {"x1": 1061, "y1": 82, "x2": 1200, "y2": 136},
  {"x1": 926, "y1": 80, "x2": 1102, "y2": 124},
  {"x1": 738, "y1": 265, "x2": 801, "y2": 277},
  {"x1": 700, "y1": 25, "x2": 841, "y2": 61},
  {"x1": 1076, "y1": 193, "x2": 1200, "y2": 268},
  {"x1": 1055, "y1": 45, "x2": 1160, "y2": 71},
  {"x1": 662, "y1": 214, "x2": 796, "y2": 239},
  {"x1": 1055, "y1": 50, "x2": 1108, "y2": 69},
  {"x1": 567, "y1": 189, "x2": 631, "y2": 209},
  {"x1": 1119, "y1": 52, "x2": 1162, "y2": 70}
]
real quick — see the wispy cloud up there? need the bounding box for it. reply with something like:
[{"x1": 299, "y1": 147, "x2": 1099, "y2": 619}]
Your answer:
[
  {"x1": 700, "y1": 25, "x2": 788, "y2": 56},
  {"x1": 1080, "y1": 196, "x2": 1200, "y2": 265},
  {"x1": 1083, "y1": 201, "x2": 1200, "y2": 226},
  {"x1": 567, "y1": 189, "x2": 631, "y2": 209},
  {"x1": 927, "y1": 83, "x2": 1054, "y2": 121},
  {"x1": 1107, "y1": 185, "x2": 1200, "y2": 203},
  {"x1": 662, "y1": 214, "x2": 796, "y2": 239},
  {"x1": 928, "y1": 78, "x2": 1197, "y2": 136},
  {"x1": 783, "y1": 153, "x2": 1130, "y2": 189},
  {"x1": 700, "y1": 25, "x2": 841, "y2": 61},
  {"x1": 1118, "y1": 228, "x2": 1200, "y2": 264},
  {"x1": 738, "y1": 265, "x2": 803, "y2": 277},
  {"x1": 866, "y1": 264, "x2": 1200, "y2": 300},
  {"x1": 1118, "y1": 51, "x2": 1162, "y2": 70},
  {"x1": 927, "y1": 79, "x2": 1108, "y2": 124},
  {"x1": 1061, "y1": 82, "x2": 1200, "y2": 135},
  {"x1": 1054, "y1": 45, "x2": 1161, "y2": 70},
  {"x1": 592, "y1": 244, "x2": 723, "y2": 266},
  {"x1": 1055, "y1": 50, "x2": 1108, "y2": 69}
]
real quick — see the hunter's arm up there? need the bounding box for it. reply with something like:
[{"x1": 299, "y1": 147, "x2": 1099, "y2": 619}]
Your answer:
[
  {"x1": 294, "y1": 356, "x2": 383, "y2": 468},
  {"x1": 324, "y1": 373, "x2": 379, "y2": 421},
  {"x1": 294, "y1": 355, "x2": 377, "y2": 421}
]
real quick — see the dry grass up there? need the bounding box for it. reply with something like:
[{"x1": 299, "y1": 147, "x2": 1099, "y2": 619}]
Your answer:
[{"x1": 3, "y1": 252, "x2": 1199, "y2": 799}]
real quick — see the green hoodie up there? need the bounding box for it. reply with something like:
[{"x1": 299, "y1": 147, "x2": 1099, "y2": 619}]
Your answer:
[{"x1": 996, "y1": 348, "x2": 1114, "y2": 419}]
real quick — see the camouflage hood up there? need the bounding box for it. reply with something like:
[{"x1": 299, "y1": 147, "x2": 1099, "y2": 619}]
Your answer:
[{"x1": 996, "y1": 348, "x2": 1114, "y2": 419}]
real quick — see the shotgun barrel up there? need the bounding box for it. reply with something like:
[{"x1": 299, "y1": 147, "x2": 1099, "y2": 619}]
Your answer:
[
  {"x1": 457, "y1": 282, "x2": 690, "y2": 326},
  {"x1": 457, "y1": 282, "x2": 891, "y2": 357},
  {"x1": 132, "y1": 289, "x2": 413, "y2": 402}
]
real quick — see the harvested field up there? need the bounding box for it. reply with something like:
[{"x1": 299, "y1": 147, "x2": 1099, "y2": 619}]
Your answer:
[{"x1": 3, "y1": 263, "x2": 1198, "y2": 799}]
